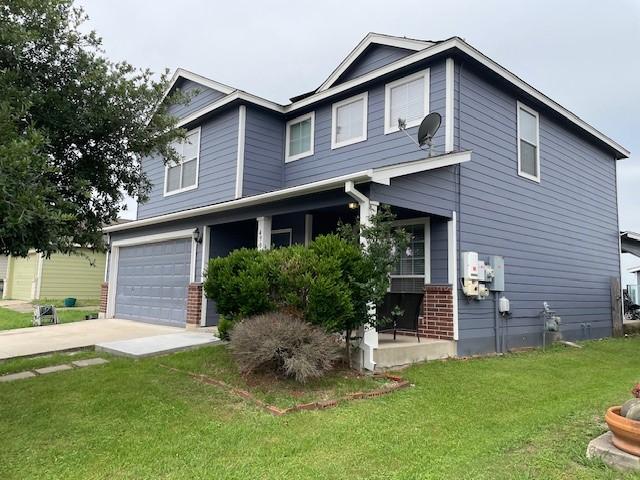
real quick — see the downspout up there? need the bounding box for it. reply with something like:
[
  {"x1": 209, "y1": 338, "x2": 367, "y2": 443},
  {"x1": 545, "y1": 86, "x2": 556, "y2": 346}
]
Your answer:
[{"x1": 345, "y1": 181, "x2": 378, "y2": 371}]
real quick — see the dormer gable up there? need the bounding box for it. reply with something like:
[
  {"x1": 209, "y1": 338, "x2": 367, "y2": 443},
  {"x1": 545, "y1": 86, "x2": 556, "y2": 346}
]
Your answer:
[
  {"x1": 315, "y1": 33, "x2": 436, "y2": 93},
  {"x1": 162, "y1": 69, "x2": 236, "y2": 120}
]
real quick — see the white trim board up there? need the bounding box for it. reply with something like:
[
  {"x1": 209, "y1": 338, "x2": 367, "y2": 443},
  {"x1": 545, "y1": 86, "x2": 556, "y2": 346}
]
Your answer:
[
  {"x1": 448, "y1": 212, "x2": 459, "y2": 341},
  {"x1": 159, "y1": 68, "x2": 235, "y2": 109},
  {"x1": 111, "y1": 229, "x2": 194, "y2": 247},
  {"x1": 445, "y1": 57, "x2": 455, "y2": 153},
  {"x1": 105, "y1": 150, "x2": 472, "y2": 234},
  {"x1": 235, "y1": 105, "x2": 246, "y2": 198}
]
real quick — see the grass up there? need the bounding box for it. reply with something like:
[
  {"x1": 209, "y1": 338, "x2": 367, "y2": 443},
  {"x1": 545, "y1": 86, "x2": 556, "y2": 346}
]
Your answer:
[
  {"x1": 160, "y1": 346, "x2": 391, "y2": 409},
  {"x1": 31, "y1": 298, "x2": 100, "y2": 308},
  {"x1": 0, "y1": 306, "x2": 97, "y2": 330},
  {"x1": 1, "y1": 338, "x2": 640, "y2": 479},
  {"x1": 0, "y1": 350, "x2": 102, "y2": 376}
]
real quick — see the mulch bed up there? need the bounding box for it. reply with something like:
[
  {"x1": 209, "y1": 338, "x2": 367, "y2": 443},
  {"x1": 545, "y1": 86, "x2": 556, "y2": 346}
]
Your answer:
[{"x1": 160, "y1": 364, "x2": 411, "y2": 416}]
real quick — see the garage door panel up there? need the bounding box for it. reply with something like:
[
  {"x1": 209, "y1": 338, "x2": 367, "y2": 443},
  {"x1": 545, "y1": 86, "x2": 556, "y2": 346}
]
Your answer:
[{"x1": 115, "y1": 238, "x2": 191, "y2": 326}]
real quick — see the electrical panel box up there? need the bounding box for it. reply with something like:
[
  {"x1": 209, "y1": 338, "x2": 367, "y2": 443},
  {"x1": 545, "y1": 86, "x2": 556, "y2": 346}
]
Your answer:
[
  {"x1": 488, "y1": 255, "x2": 505, "y2": 291},
  {"x1": 461, "y1": 251, "x2": 479, "y2": 280},
  {"x1": 477, "y1": 261, "x2": 486, "y2": 281},
  {"x1": 499, "y1": 296, "x2": 510, "y2": 313}
]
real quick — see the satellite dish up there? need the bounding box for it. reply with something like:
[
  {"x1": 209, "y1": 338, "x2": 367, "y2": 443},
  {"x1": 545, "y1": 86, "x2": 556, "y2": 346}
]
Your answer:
[{"x1": 417, "y1": 112, "x2": 442, "y2": 147}]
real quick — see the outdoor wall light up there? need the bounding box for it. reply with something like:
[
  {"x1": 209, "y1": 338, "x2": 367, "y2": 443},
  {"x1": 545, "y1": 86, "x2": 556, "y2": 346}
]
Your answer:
[
  {"x1": 192, "y1": 227, "x2": 203, "y2": 244},
  {"x1": 348, "y1": 202, "x2": 358, "y2": 210}
]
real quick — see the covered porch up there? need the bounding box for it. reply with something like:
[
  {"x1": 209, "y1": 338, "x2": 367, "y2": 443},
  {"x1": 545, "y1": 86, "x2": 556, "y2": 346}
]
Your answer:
[{"x1": 199, "y1": 186, "x2": 459, "y2": 371}]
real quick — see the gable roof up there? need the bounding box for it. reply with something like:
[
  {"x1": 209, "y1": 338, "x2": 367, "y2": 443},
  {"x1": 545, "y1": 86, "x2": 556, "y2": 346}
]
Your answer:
[
  {"x1": 158, "y1": 68, "x2": 236, "y2": 107},
  {"x1": 166, "y1": 35, "x2": 629, "y2": 159},
  {"x1": 315, "y1": 32, "x2": 437, "y2": 93}
]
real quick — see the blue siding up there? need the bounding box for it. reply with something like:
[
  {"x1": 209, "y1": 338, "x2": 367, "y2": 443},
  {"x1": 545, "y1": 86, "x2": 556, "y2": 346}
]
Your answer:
[
  {"x1": 430, "y1": 217, "x2": 449, "y2": 284},
  {"x1": 455, "y1": 64, "x2": 619, "y2": 355},
  {"x1": 243, "y1": 107, "x2": 285, "y2": 196},
  {"x1": 168, "y1": 79, "x2": 227, "y2": 119},
  {"x1": 335, "y1": 45, "x2": 416, "y2": 85},
  {"x1": 137, "y1": 108, "x2": 239, "y2": 219},
  {"x1": 369, "y1": 167, "x2": 457, "y2": 219},
  {"x1": 284, "y1": 60, "x2": 447, "y2": 187}
]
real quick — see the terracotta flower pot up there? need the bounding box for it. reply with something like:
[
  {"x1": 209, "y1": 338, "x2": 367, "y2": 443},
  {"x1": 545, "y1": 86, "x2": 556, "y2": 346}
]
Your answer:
[{"x1": 605, "y1": 406, "x2": 640, "y2": 456}]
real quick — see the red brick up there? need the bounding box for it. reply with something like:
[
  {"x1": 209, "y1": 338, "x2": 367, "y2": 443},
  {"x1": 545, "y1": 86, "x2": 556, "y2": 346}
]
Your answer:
[{"x1": 186, "y1": 283, "x2": 203, "y2": 325}]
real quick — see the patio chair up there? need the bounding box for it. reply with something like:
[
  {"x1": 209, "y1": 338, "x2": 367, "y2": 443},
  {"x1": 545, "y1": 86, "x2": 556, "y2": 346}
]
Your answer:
[{"x1": 377, "y1": 292, "x2": 423, "y2": 342}]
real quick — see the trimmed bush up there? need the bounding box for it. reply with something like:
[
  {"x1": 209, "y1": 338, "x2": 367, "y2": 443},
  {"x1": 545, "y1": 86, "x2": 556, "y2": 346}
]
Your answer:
[
  {"x1": 229, "y1": 312, "x2": 340, "y2": 383},
  {"x1": 216, "y1": 315, "x2": 234, "y2": 341}
]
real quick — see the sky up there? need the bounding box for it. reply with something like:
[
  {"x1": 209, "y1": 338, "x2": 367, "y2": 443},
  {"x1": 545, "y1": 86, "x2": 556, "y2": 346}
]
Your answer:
[{"x1": 77, "y1": 0, "x2": 640, "y2": 283}]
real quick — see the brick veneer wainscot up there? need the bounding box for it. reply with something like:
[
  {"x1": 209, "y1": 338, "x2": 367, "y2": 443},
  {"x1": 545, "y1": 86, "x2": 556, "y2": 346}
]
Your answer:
[
  {"x1": 187, "y1": 282, "x2": 203, "y2": 325},
  {"x1": 418, "y1": 284, "x2": 454, "y2": 340},
  {"x1": 99, "y1": 282, "x2": 108, "y2": 314}
]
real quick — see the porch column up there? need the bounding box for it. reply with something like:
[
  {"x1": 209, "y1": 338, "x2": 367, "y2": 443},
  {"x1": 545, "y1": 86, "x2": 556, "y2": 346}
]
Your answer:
[
  {"x1": 257, "y1": 216, "x2": 272, "y2": 250},
  {"x1": 345, "y1": 180, "x2": 379, "y2": 371}
]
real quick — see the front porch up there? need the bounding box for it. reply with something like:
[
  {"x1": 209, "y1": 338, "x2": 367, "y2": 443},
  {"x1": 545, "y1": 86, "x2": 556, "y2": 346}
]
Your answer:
[{"x1": 197, "y1": 190, "x2": 459, "y2": 370}]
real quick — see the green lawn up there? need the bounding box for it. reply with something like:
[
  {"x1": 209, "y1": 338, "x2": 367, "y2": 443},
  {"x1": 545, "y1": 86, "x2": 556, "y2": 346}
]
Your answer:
[
  {"x1": 32, "y1": 298, "x2": 100, "y2": 308},
  {"x1": 1, "y1": 338, "x2": 640, "y2": 479},
  {"x1": 0, "y1": 306, "x2": 97, "y2": 330}
]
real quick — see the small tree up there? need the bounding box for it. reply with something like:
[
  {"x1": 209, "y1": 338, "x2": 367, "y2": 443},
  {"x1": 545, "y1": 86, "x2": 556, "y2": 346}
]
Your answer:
[{"x1": 337, "y1": 205, "x2": 411, "y2": 358}]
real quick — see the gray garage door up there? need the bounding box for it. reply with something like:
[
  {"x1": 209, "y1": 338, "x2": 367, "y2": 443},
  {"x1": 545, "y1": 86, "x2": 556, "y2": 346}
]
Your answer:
[{"x1": 115, "y1": 238, "x2": 191, "y2": 326}]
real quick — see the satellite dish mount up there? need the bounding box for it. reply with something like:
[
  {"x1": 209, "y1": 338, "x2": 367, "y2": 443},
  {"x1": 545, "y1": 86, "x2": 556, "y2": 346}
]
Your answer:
[{"x1": 397, "y1": 112, "x2": 442, "y2": 157}]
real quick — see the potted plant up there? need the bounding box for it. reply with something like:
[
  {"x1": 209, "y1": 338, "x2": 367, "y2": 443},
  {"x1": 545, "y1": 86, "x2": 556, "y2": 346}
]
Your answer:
[{"x1": 605, "y1": 383, "x2": 640, "y2": 456}]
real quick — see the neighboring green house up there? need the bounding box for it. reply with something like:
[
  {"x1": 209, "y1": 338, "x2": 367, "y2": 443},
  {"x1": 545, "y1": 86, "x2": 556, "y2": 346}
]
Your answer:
[{"x1": 3, "y1": 249, "x2": 106, "y2": 301}]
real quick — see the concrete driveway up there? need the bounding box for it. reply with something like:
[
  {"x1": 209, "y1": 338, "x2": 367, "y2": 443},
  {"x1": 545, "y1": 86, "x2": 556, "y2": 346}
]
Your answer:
[{"x1": 0, "y1": 319, "x2": 182, "y2": 360}]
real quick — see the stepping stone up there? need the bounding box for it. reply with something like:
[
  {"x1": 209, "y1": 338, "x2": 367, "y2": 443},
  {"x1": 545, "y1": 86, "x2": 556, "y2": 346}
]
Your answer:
[
  {"x1": 0, "y1": 371, "x2": 36, "y2": 382},
  {"x1": 72, "y1": 358, "x2": 109, "y2": 367},
  {"x1": 34, "y1": 364, "x2": 73, "y2": 375}
]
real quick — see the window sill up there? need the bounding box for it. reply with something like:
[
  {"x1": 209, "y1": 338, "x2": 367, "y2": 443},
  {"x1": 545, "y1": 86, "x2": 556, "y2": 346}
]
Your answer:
[
  {"x1": 331, "y1": 135, "x2": 367, "y2": 150},
  {"x1": 517, "y1": 171, "x2": 540, "y2": 183},
  {"x1": 163, "y1": 184, "x2": 199, "y2": 197},
  {"x1": 285, "y1": 150, "x2": 314, "y2": 163}
]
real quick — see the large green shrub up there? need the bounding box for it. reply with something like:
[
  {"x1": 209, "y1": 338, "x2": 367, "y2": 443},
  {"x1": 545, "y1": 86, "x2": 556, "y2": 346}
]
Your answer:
[
  {"x1": 203, "y1": 235, "x2": 370, "y2": 341},
  {"x1": 204, "y1": 248, "x2": 274, "y2": 321}
]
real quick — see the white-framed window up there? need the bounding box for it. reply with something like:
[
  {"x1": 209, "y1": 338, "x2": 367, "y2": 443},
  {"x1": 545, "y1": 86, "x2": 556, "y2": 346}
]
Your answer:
[
  {"x1": 517, "y1": 101, "x2": 540, "y2": 182},
  {"x1": 164, "y1": 127, "x2": 201, "y2": 196},
  {"x1": 271, "y1": 228, "x2": 292, "y2": 249},
  {"x1": 331, "y1": 92, "x2": 368, "y2": 149},
  {"x1": 285, "y1": 112, "x2": 314, "y2": 162},
  {"x1": 384, "y1": 69, "x2": 430, "y2": 134},
  {"x1": 390, "y1": 218, "x2": 431, "y2": 283}
]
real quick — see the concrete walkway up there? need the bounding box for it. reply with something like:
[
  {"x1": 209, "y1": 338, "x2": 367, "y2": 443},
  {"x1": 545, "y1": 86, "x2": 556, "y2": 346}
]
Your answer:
[
  {"x1": 0, "y1": 319, "x2": 182, "y2": 360},
  {"x1": 96, "y1": 332, "x2": 220, "y2": 358}
]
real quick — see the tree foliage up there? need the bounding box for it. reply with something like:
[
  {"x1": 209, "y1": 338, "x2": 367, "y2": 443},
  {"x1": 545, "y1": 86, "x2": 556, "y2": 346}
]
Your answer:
[{"x1": 0, "y1": 0, "x2": 187, "y2": 256}]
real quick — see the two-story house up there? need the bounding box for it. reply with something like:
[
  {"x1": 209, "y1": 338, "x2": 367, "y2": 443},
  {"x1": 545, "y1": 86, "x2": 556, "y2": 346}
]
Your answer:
[{"x1": 102, "y1": 33, "x2": 629, "y2": 369}]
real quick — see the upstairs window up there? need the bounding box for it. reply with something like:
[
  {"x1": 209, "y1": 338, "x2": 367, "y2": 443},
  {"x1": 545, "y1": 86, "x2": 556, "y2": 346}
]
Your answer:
[
  {"x1": 384, "y1": 69, "x2": 429, "y2": 134},
  {"x1": 285, "y1": 112, "x2": 314, "y2": 162},
  {"x1": 331, "y1": 92, "x2": 368, "y2": 149},
  {"x1": 164, "y1": 128, "x2": 200, "y2": 196},
  {"x1": 517, "y1": 102, "x2": 540, "y2": 182}
]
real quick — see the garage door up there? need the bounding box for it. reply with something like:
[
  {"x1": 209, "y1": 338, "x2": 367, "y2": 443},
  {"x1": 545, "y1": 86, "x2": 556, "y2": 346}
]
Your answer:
[{"x1": 115, "y1": 238, "x2": 191, "y2": 326}]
